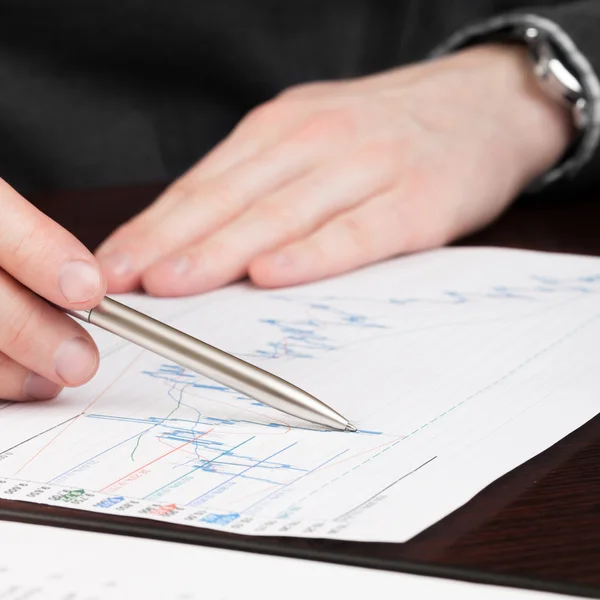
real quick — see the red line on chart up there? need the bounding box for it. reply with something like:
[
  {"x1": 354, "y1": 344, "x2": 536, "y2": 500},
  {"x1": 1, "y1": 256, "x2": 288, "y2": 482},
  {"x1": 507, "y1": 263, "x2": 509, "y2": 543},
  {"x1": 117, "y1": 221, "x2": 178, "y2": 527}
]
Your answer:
[
  {"x1": 99, "y1": 428, "x2": 214, "y2": 492},
  {"x1": 14, "y1": 351, "x2": 145, "y2": 476}
]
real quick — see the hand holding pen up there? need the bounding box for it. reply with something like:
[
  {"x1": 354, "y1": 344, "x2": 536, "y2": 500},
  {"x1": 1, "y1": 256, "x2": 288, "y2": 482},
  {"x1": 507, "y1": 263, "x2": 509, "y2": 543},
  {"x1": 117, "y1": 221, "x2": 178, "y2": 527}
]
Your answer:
[
  {"x1": 0, "y1": 181, "x2": 354, "y2": 430},
  {"x1": 0, "y1": 180, "x2": 104, "y2": 403}
]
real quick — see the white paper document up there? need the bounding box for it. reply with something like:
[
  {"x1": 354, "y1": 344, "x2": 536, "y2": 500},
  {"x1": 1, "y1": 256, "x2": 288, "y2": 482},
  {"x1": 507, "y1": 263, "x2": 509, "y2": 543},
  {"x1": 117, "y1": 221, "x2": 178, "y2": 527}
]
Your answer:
[
  {"x1": 0, "y1": 519, "x2": 581, "y2": 599},
  {"x1": 0, "y1": 246, "x2": 599, "y2": 542}
]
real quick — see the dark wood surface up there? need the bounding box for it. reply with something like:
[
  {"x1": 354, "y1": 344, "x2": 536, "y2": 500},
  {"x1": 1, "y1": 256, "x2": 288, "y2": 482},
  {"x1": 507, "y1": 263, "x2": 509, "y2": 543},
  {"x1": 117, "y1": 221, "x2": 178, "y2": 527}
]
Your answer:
[{"x1": 4, "y1": 184, "x2": 600, "y2": 598}]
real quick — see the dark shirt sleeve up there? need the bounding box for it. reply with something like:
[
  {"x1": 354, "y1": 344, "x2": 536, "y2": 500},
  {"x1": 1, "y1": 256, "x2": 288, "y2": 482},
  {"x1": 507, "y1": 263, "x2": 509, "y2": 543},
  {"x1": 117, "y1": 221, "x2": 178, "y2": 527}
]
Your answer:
[{"x1": 429, "y1": 2, "x2": 600, "y2": 195}]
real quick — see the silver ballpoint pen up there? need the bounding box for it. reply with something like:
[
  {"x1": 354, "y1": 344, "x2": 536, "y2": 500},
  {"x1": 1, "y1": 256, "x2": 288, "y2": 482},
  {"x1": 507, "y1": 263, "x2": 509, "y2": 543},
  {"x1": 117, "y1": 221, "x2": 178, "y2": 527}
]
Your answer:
[{"x1": 61, "y1": 296, "x2": 356, "y2": 432}]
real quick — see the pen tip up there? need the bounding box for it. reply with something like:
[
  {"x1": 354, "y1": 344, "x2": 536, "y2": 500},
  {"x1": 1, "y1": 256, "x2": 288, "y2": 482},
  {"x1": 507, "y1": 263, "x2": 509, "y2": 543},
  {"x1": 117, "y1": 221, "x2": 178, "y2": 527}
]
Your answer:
[{"x1": 345, "y1": 423, "x2": 358, "y2": 432}]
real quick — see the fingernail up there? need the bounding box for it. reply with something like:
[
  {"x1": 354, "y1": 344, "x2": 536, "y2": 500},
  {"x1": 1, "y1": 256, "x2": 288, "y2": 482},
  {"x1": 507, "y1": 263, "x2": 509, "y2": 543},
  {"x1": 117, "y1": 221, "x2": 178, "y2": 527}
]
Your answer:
[
  {"x1": 169, "y1": 256, "x2": 191, "y2": 276},
  {"x1": 23, "y1": 373, "x2": 62, "y2": 400},
  {"x1": 97, "y1": 252, "x2": 133, "y2": 278},
  {"x1": 54, "y1": 337, "x2": 98, "y2": 385},
  {"x1": 58, "y1": 260, "x2": 102, "y2": 304}
]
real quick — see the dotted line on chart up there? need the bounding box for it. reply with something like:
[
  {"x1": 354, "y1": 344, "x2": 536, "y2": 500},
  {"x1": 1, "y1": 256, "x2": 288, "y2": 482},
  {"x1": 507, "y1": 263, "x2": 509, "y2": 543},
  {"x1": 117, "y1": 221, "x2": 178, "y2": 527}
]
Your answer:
[{"x1": 289, "y1": 311, "x2": 600, "y2": 509}]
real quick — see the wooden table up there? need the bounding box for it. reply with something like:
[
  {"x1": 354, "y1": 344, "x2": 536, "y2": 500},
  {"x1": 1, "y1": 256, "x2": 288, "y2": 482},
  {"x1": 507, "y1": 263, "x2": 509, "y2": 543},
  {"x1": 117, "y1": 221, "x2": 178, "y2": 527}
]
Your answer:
[{"x1": 3, "y1": 184, "x2": 600, "y2": 598}]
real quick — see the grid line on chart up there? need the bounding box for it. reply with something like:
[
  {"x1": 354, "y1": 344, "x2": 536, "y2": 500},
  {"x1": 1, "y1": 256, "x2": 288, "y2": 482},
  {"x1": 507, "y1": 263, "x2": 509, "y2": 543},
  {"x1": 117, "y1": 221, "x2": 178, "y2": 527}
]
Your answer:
[
  {"x1": 13, "y1": 351, "x2": 145, "y2": 476},
  {"x1": 277, "y1": 309, "x2": 600, "y2": 508},
  {"x1": 100, "y1": 428, "x2": 215, "y2": 492}
]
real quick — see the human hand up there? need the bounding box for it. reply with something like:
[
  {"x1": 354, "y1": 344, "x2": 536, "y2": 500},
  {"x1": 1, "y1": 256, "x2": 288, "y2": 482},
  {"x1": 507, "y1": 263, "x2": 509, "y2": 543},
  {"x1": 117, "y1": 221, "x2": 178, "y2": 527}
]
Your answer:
[
  {"x1": 96, "y1": 43, "x2": 572, "y2": 296},
  {"x1": 0, "y1": 181, "x2": 105, "y2": 401}
]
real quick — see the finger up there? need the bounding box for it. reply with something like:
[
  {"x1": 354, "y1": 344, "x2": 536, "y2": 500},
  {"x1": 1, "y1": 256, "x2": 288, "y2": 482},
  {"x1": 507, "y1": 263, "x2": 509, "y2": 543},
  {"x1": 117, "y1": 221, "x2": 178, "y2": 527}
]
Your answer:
[
  {"x1": 94, "y1": 97, "x2": 309, "y2": 271},
  {"x1": 140, "y1": 149, "x2": 395, "y2": 296},
  {"x1": 0, "y1": 352, "x2": 63, "y2": 402},
  {"x1": 181, "y1": 98, "x2": 308, "y2": 181},
  {"x1": 95, "y1": 130, "x2": 337, "y2": 294},
  {"x1": 248, "y1": 191, "x2": 444, "y2": 288},
  {"x1": 0, "y1": 269, "x2": 99, "y2": 387},
  {"x1": 101, "y1": 109, "x2": 295, "y2": 251},
  {"x1": 0, "y1": 179, "x2": 105, "y2": 309}
]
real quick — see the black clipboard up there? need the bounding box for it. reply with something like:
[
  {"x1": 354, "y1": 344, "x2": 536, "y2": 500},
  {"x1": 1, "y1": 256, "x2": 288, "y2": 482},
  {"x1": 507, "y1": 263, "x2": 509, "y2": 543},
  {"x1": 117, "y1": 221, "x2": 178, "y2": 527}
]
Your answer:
[{"x1": 0, "y1": 497, "x2": 598, "y2": 599}]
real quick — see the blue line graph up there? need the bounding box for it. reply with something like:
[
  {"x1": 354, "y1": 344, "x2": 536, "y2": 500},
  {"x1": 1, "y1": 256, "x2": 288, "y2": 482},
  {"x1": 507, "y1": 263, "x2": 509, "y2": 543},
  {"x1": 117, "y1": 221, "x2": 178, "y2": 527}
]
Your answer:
[
  {"x1": 239, "y1": 273, "x2": 600, "y2": 361},
  {"x1": 37, "y1": 348, "x2": 384, "y2": 514},
  {"x1": 43, "y1": 360, "x2": 364, "y2": 504},
  {"x1": 243, "y1": 449, "x2": 350, "y2": 515},
  {"x1": 252, "y1": 299, "x2": 388, "y2": 359},
  {"x1": 267, "y1": 273, "x2": 600, "y2": 308},
  {"x1": 142, "y1": 363, "x2": 269, "y2": 409},
  {"x1": 66, "y1": 414, "x2": 318, "y2": 483},
  {"x1": 12, "y1": 265, "x2": 600, "y2": 532},
  {"x1": 51, "y1": 270, "x2": 597, "y2": 495},
  {"x1": 2, "y1": 251, "x2": 600, "y2": 550},
  {"x1": 187, "y1": 442, "x2": 298, "y2": 507},
  {"x1": 144, "y1": 437, "x2": 255, "y2": 500}
]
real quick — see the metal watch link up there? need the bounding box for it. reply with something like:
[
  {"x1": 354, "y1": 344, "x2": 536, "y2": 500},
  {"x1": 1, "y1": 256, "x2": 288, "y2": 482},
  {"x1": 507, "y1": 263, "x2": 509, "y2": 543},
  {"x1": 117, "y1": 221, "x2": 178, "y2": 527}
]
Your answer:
[{"x1": 521, "y1": 25, "x2": 590, "y2": 131}]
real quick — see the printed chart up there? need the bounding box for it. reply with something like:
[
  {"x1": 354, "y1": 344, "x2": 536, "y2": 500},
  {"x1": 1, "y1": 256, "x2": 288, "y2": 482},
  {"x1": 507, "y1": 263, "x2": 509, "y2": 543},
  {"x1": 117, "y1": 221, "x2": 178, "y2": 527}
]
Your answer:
[{"x1": 1, "y1": 247, "x2": 600, "y2": 542}]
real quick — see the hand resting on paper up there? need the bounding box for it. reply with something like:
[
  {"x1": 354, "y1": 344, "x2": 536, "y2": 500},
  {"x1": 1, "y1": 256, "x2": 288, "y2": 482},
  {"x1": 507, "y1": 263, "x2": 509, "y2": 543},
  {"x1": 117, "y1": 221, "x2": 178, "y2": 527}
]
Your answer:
[{"x1": 95, "y1": 43, "x2": 572, "y2": 296}]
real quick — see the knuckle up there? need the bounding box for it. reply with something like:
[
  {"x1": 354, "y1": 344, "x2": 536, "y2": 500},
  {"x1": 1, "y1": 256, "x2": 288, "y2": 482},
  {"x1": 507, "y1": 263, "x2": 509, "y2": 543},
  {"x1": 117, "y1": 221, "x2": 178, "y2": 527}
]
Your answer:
[
  {"x1": 244, "y1": 98, "x2": 296, "y2": 127},
  {"x1": 0, "y1": 351, "x2": 11, "y2": 372},
  {"x1": 162, "y1": 181, "x2": 197, "y2": 207},
  {"x1": 145, "y1": 179, "x2": 205, "y2": 221},
  {"x1": 339, "y1": 214, "x2": 375, "y2": 254},
  {"x1": 293, "y1": 109, "x2": 358, "y2": 145},
  {"x1": 203, "y1": 238, "x2": 234, "y2": 272},
  {"x1": 9, "y1": 224, "x2": 38, "y2": 272},
  {"x1": 199, "y1": 180, "x2": 240, "y2": 219},
  {"x1": 348, "y1": 142, "x2": 399, "y2": 177},
  {"x1": 97, "y1": 223, "x2": 139, "y2": 255},
  {"x1": 2, "y1": 300, "x2": 41, "y2": 352},
  {"x1": 103, "y1": 220, "x2": 134, "y2": 243},
  {"x1": 209, "y1": 180, "x2": 236, "y2": 208},
  {"x1": 255, "y1": 201, "x2": 299, "y2": 236},
  {"x1": 244, "y1": 102, "x2": 272, "y2": 125}
]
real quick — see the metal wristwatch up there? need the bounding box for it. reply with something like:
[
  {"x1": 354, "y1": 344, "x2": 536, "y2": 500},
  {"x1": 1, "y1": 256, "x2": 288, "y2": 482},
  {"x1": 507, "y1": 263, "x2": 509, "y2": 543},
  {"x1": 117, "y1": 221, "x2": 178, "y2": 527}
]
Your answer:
[{"x1": 521, "y1": 25, "x2": 590, "y2": 131}]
